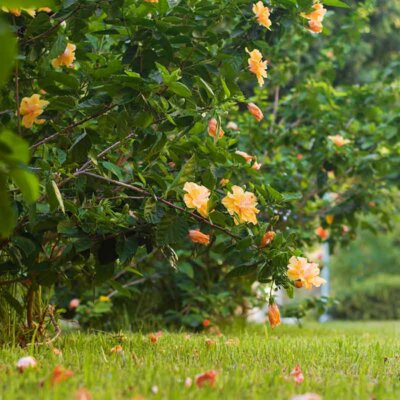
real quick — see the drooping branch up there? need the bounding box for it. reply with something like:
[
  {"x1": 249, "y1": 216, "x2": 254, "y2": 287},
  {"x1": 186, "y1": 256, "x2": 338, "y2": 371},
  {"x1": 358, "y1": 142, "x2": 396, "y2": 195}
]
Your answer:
[{"x1": 78, "y1": 171, "x2": 242, "y2": 241}]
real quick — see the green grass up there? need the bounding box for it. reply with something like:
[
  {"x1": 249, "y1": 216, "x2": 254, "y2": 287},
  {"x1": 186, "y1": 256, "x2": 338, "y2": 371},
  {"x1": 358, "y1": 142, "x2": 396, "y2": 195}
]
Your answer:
[{"x1": 1, "y1": 321, "x2": 400, "y2": 399}]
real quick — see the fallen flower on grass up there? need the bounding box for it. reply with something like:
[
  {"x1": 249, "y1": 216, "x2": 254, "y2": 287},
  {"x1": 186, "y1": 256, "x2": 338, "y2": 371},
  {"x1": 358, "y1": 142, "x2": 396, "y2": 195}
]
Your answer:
[
  {"x1": 149, "y1": 331, "x2": 163, "y2": 343},
  {"x1": 151, "y1": 385, "x2": 159, "y2": 394},
  {"x1": 290, "y1": 364, "x2": 304, "y2": 384},
  {"x1": 16, "y1": 356, "x2": 37, "y2": 372},
  {"x1": 195, "y1": 370, "x2": 218, "y2": 388},
  {"x1": 290, "y1": 393, "x2": 321, "y2": 400},
  {"x1": 205, "y1": 338, "x2": 216, "y2": 347},
  {"x1": 52, "y1": 348, "x2": 62, "y2": 356},
  {"x1": 110, "y1": 345, "x2": 123, "y2": 353},
  {"x1": 202, "y1": 319, "x2": 211, "y2": 327},
  {"x1": 225, "y1": 338, "x2": 240, "y2": 346},
  {"x1": 75, "y1": 388, "x2": 93, "y2": 400},
  {"x1": 51, "y1": 365, "x2": 74, "y2": 385},
  {"x1": 185, "y1": 377, "x2": 193, "y2": 388}
]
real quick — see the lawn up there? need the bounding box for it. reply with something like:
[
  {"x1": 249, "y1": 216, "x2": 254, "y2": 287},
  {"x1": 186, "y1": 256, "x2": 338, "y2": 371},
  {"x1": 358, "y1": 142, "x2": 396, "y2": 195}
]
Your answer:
[{"x1": 1, "y1": 321, "x2": 400, "y2": 400}]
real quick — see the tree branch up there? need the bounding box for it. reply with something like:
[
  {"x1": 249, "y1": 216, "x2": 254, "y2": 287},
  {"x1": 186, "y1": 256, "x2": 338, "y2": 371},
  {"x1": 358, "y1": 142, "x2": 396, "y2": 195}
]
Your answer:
[
  {"x1": 30, "y1": 104, "x2": 117, "y2": 150},
  {"x1": 22, "y1": 5, "x2": 82, "y2": 45},
  {"x1": 78, "y1": 171, "x2": 242, "y2": 241}
]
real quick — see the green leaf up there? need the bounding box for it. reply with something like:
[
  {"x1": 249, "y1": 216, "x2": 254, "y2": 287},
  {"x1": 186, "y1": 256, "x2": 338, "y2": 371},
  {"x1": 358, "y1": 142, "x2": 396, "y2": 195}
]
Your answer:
[
  {"x1": 0, "y1": 130, "x2": 30, "y2": 165},
  {"x1": 0, "y1": 0, "x2": 54, "y2": 6},
  {"x1": 168, "y1": 155, "x2": 196, "y2": 191},
  {"x1": 47, "y1": 180, "x2": 65, "y2": 214},
  {"x1": 226, "y1": 263, "x2": 256, "y2": 279},
  {"x1": 144, "y1": 198, "x2": 164, "y2": 224},
  {"x1": 0, "y1": 20, "x2": 17, "y2": 87},
  {"x1": 322, "y1": 0, "x2": 349, "y2": 8},
  {"x1": 48, "y1": 35, "x2": 67, "y2": 59},
  {"x1": 102, "y1": 161, "x2": 123, "y2": 181},
  {"x1": 132, "y1": 111, "x2": 154, "y2": 129},
  {"x1": 197, "y1": 77, "x2": 215, "y2": 98},
  {"x1": 266, "y1": 185, "x2": 284, "y2": 202},
  {"x1": 10, "y1": 169, "x2": 40, "y2": 204},
  {"x1": 282, "y1": 192, "x2": 302, "y2": 202},
  {"x1": 0, "y1": 174, "x2": 16, "y2": 238},
  {"x1": 168, "y1": 82, "x2": 192, "y2": 98},
  {"x1": 156, "y1": 214, "x2": 188, "y2": 245},
  {"x1": 68, "y1": 133, "x2": 91, "y2": 164}
]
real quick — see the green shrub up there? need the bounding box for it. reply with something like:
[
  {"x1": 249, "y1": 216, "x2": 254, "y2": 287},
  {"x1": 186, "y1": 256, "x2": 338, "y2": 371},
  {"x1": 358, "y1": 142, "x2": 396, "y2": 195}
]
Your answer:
[{"x1": 330, "y1": 274, "x2": 400, "y2": 320}]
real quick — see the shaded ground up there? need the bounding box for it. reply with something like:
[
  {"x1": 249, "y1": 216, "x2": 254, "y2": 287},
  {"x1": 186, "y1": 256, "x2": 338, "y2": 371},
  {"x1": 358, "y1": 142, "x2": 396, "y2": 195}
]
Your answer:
[{"x1": 1, "y1": 321, "x2": 399, "y2": 399}]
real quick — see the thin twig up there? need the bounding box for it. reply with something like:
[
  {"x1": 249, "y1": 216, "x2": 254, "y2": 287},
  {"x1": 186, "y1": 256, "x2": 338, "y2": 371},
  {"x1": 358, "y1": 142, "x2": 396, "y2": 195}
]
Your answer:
[
  {"x1": 78, "y1": 171, "x2": 242, "y2": 241},
  {"x1": 30, "y1": 104, "x2": 117, "y2": 150},
  {"x1": 77, "y1": 132, "x2": 135, "y2": 173},
  {"x1": 22, "y1": 5, "x2": 82, "y2": 45},
  {"x1": 15, "y1": 62, "x2": 21, "y2": 134},
  {"x1": 108, "y1": 277, "x2": 148, "y2": 298}
]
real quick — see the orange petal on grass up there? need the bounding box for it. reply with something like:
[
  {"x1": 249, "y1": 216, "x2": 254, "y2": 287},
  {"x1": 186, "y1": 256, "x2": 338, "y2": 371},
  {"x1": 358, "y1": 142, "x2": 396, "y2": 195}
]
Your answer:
[
  {"x1": 290, "y1": 364, "x2": 304, "y2": 384},
  {"x1": 149, "y1": 331, "x2": 163, "y2": 343},
  {"x1": 75, "y1": 388, "x2": 93, "y2": 400},
  {"x1": 290, "y1": 394, "x2": 321, "y2": 400},
  {"x1": 52, "y1": 348, "x2": 62, "y2": 356},
  {"x1": 110, "y1": 345, "x2": 123, "y2": 353},
  {"x1": 51, "y1": 365, "x2": 74, "y2": 385},
  {"x1": 195, "y1": 370, "x2": 218, "y2": 387}
]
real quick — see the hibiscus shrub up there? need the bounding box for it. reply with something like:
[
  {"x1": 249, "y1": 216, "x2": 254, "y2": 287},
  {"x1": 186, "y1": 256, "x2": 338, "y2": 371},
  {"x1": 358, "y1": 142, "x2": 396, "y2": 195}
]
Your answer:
[{"x1": 0, "y1": 0, "x2": 399, "y2": 336}]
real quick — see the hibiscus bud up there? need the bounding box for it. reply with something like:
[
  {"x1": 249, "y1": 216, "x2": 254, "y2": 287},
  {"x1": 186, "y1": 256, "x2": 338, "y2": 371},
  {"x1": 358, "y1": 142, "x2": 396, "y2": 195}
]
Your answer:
[
  {"x1": 294, "y1": 280, "x2": 304, "y2": 289},
  {"x1": 188, "y1": 230, "x2": 210, "y2": 245},
  {"x1": 247, "y1": 103, "x2": 264, "y2": 122},
  {"x1": 208, "y1": 118, "x2": 224, "y2": 139},
  {"x1": 235, "y1": 150, "x2": 253, "y2": 163},
  {"x1": 69, "y1": 298, "x2": 80, "y2": 309},
  {"x1": 220, "y1": 178, "x2": 229, "y2": 187},
  {"x1": 315, "y1": 226, "x2": 329, "y2": 241},
  {"x1": 260, "y1": 231, "x2": 276, "y2": 248},
  {"x1": 267, "y1": 303, "x2": 281, "y2": 329},
  {"x1": 227, "y1": 121, "x2": 239, "y2": 131}
]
